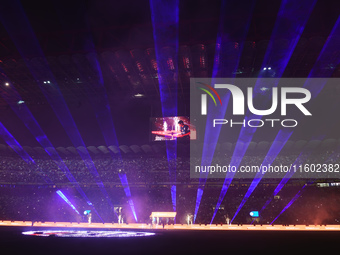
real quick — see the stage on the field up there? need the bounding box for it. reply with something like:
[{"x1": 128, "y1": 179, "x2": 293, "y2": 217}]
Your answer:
[{"x1": 1, "y1": 220, "x2": 340, "y2": 231}]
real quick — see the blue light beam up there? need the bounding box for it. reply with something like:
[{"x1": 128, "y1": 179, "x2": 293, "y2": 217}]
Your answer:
[
  {"x1": 150, "y1": 0, "x2": 179, "y2": 212},
  {"x1": 0, "y1": 121, "x2": 35, "y2": 164},
  {"x1": 0, "y1": 74, "x2": 102, "y2": 221},
  {"x1": 270, "y1": 147, "x2": 340, "y2": 224},
  {"x1": 270, "y1": 184, "x2": 308, "y2": 225},
  {"x1": 0, "y1": 0, "x2": 117, "y2": 221},
  {"x1": 230, "y1": 130, "x2": 293, "y2": 223},
  {"x1": 71, "y1": 49, "x2": 138, "y2": 222},
  {"x1": 118, "y1": 172, "x2": 137, "y2": 222},
  {"x1": 56, "y1": 190, "x2": 80, "y2": 215},
  {"x1": 234, "y1": 14, "x2": 340, "y2": 223},
  {"x1": 211, "y1": 0, "x2": 316, "y2": 224},
  {"x1": 194, "y1": 0, "x2": 255, "y2": 223}
]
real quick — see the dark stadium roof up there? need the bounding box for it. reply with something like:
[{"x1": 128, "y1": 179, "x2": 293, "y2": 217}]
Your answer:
[{"x1": 0, "y1": 0, "x2": 339, "y2": 146}]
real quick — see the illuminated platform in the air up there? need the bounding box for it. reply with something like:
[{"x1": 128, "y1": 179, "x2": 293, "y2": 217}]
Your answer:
[{"x1": 1, "y1": 221, "x2": 340, "y2": 231}]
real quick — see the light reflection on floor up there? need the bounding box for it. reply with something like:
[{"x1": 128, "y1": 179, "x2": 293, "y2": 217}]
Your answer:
[{"x1": 22, "y1": 230, "x2": 156, "y2": 238}]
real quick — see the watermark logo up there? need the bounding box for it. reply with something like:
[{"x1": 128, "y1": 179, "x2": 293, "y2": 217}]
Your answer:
[
  {"x1": 194, "y1": 79, "x2": 313, "y2": 128},
  {"x1": 200, "y1": 83, "x2": 312, "y2": 117},
  {"x1": 197, "y1": 82, "x2": 222, "y2": 115},
  {"x1": 190, "y1": 78, "x2": 340, "y2": 179}
]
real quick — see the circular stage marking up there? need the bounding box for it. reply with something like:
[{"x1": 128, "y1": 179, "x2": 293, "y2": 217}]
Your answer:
[{"x1": 22, "y1": 230, "x2": 156, "y2": 238}]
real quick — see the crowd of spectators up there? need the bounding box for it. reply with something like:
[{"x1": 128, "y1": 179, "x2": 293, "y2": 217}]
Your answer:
[
  {"x1": 0, "y1": 149, "x2": 338, "y2": 185},
  {"x1": 0, "y1": 148, "x2": 339, "y2": 225}
]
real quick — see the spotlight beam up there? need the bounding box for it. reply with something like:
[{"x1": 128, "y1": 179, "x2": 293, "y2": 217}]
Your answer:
[
  {"x1": 211, "y1": 0, "x2": 316, "y2": 224},
  {"x1": 0, "y1": 121, "x2": 35, "y2": 165},
  {"x1": 232, "y1": 14, "x2": 340, "y2": 223},
  {"x1": 230, "y1": 130, "x2": 293, "y2": 223},
  {"x1": 0, "y1": 72, "x2": 102, "y2": 221},
  {"x1": 119, "y1": 173, "x2": 137, "y2": 222},
  {"x1": 71, "y1": 50, "x2": 138, "y2": 222},
  {"x1": 194, "y1": 0, "x2": 256, "y2": 223},
  {"x1": 56, "y1": 190, "x2": 80, "y2": 215},
  {"x1": 0, "y1": 0, "x2": 117, "y2": 221},
  {"x1": 258, "y1": 150, "x2": 315, "y2": 218},
  {"x1": 0, "y1": 121, "x2": 55, "y2": 184},
  {"x1": 260, "y1": 118, "x2": 340, "y2": 219},
  {"x1": 259, "y1": 116, "x2": 340, "y2": 216},
  {"x1": 270, "y1": 184, "x2": 307, "y2": 225},
  {"x1": 270, "y1": 148, "x2": 340, "y2": 224},
  {"x1": 150, "y1": 0, "x2": 179, "y2": 212}
]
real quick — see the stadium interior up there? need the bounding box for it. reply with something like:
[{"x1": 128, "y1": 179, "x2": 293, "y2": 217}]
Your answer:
[{"x1": 0, "y1": 0, "x2": 340, "y2": 254}]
